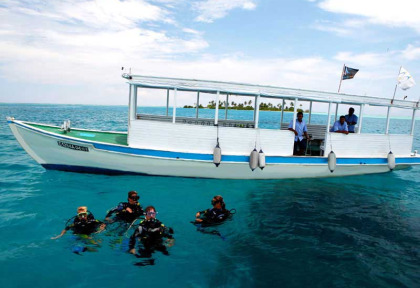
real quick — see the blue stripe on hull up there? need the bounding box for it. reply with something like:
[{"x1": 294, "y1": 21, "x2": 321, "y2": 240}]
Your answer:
[
  {"x1": 267, "y1": 157, "x2": 327, "y2": 164},
  {"x1": 396, "y1": 158, "x2": 420, "y2": 164},
  {"x1": 337, "y1": 158, "x2": 388, "y2": 165}
]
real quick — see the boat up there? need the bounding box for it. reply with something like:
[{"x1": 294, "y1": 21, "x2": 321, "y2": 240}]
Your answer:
[{"x1": 7, "y1": 74, "x2": 420, "y2": 179}]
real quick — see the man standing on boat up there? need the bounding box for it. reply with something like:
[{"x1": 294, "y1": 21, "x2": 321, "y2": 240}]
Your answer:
[
  {"x1": 288, "y1": 112, "x2": 310, "y2": 156},
  {"x1": 345, "y1": 107, "x2": 358, "y2": 133}
]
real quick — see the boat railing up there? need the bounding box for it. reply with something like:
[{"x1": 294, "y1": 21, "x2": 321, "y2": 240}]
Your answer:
[{"x1": 137, "y1": 113, "x2": 255, "y2": 128}]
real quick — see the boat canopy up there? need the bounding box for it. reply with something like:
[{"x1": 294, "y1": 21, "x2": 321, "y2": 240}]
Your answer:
[{"x1": 123, "y1": 74, "x2": 419, "y2": 110}]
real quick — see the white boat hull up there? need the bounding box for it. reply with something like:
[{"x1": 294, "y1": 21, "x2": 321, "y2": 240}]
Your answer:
[{"x1": 8, "y1": 120, "x2": 419, "y2": 179}]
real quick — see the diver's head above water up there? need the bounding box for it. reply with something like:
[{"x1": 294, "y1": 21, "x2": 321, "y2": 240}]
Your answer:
[
  {"x1": 144, "y1": 206, "x2": 157, "y2": 220},
  {"x1": 211, "y1": 195, "x2": 225, "y2": 209},
  {"x1": 77, "y1": 206, "x2": 88, "y2": 220},
  {"x1": 127, "y1": 190, "x2": 140, "y2": 204}
]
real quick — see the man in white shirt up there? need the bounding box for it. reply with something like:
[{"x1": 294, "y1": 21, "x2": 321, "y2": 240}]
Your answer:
[{"x1": 288, "y1": 112, "x2": 310, "y2": 155}]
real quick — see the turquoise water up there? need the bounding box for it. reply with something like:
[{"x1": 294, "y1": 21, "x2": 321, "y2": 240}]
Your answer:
[{"x1": 1, "y1": 104, "x2": 419, "y2": 287}]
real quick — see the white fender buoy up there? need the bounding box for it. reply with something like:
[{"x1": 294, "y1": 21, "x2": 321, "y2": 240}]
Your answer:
[
  {"x1": 258, "y1": 149, "x2": 266, "y2": 170},
  {"x1": 387, "y1": 151, "x2": 395, "y2": 171},
  {"x1": 213, "y1": 143, "x2": 222, "y2": 167},
  {"x1": 249, "y1": 148, "x2": 258, "y2": 171},
  {"x1": 328, "y1": 151, "x2": 336, "y2": 173}
]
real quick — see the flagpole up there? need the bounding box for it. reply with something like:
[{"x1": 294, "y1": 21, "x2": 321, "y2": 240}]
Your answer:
[
  {"x1": 391, "y1": 66, "x2": 402, "y2": 104},
  {"x1": 338, "y1": 64, "x2": 345, "y2": 93}
]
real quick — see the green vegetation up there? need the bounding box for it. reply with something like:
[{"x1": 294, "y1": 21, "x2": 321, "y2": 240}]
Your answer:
[
  {"x1": 183, "y1": 104, "x2": 204, "y2": 109},
  {"x1": 183, "y1": 101, "x2": 308, "y2": 112}
]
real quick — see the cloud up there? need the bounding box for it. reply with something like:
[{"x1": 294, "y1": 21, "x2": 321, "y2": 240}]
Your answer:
[
  {"x1": 334, "y1": 52, "x2": 389, "y2": 68},
  {"x1": 7, "y1": 0, "x2": 169, "y2": 29},
  {"x1": 402, "y1": 44, "x2": 420, "y2": 60},
  {"x1": 318, "y1": 0, "x2": 420, "y2": 33},
  {"x1": 182, "y1": 28, "x2": 201, "y2": 35},
  {"x1": 193, "y1": 0, "x2": 257, "y2": 23},
  {"x1": 0, "y1": 0, "x2": 208, "y2": 87},
  {"x1": 334, "y1": 45, "x2": 420, "y2": 71},
  {"x1": 312, "y1": 21, "x2": 353, "y2": 36},
  {"x1": 312, "y1": 19, "x2": 367, "y2": 36}
]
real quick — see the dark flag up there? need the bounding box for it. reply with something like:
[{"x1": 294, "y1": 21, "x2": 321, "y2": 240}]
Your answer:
[{"x1": 342, "y1": 66, "x2": 359, "y2": 80}]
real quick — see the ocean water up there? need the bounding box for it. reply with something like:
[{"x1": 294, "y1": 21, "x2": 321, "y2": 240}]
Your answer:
[{"x1": 0, "y1": 104, "x2": 419, "y2": 288}]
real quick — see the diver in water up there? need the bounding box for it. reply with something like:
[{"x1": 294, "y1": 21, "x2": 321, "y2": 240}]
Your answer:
[
  {"x1": 51, "y1": 206, "x2": 106, "y2": 239},
  {"x1": 195, "y1": 195, "x2": 231, "y2": 225},
  {"x1": 129, "y1": 206, "x2": 174, "y2": 258},
  {"x1": 105, "y1": 191, "x2": 144, "y2": 223}
]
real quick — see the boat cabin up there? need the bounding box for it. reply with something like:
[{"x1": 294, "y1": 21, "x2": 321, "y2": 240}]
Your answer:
[{"x1": 123, "y1": 74, "x2": 419, "y2": 159}]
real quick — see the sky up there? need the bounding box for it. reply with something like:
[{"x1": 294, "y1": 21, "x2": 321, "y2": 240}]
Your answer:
[{"x1": 1, "y1": 0, "x2": 420, "y2": 116}]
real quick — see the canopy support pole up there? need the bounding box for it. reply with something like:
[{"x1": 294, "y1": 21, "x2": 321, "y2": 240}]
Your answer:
[
  {"x1": 166, "y1": 89, "x2": 169, "y2": 116},
  {"x1": 308, "y1": 101, "x2": 312, "y2": 124},
  {"x1": 129, "y1": 84, "x2": 137, "y2": 122},
  {"x1": 334, "y1": 103, "x2": 339, "y2": 121},
  {"x1": 196, "y1": 92, "x2": 200, "y2": 119},
  {"x1": 280, "y1": 99, "x2": 285, "y2": 128},
  {"x1": 225, "y1": 94, "x2": 229, "y2": 120},
  {"x1": 385, "y1": 106, "x2": 391, "y2": 134},
  {"x1": 255, "y1": 94, "x2": 261, "y2": 129},
  {"x1": 358, "y1": 104, "x2": 364, "y2": 134},
  {"x1": 128, "y1": 85, "x2": 132, "y2": 128},
  {"x1": 215, "y1": 91, "x2": 220, "y2": 125},
  {"x1": 172, "y1": 88, "x2": 177, "y2": 123},
  {"x1": 326, "y1": 102, "x2": 332, "y2": 132},
  {"x1": 253, "y1": 96, "x2": 257, "y2": 121},
  {"x1": 410, "y1": 109, "x2": 416, "y2": 136},
  {"x1": 292, "y1": 98, "x2": 298, "y2": 129}
]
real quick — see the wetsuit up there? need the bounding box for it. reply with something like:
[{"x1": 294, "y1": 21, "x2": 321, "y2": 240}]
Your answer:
[
  {"x1": 129, "y1": 219, "x2": 174, "y2": 256},
  {"x1": 65, "y1": 213, "x2": 103, "y2": 235},
  {"x1": 198, "y1": 208, "x2": 230, "y2": 225},
  {"x1": 106, "y1": 202, "x2": 144, "y2": 223}
]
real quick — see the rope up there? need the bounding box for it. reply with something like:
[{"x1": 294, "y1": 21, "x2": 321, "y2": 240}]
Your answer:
[
  {"x1": 329, "y1": 132, "x2": 333, "y2": 152},
  {"x1": 216, "y1": 124, "x2": 219, "y2": 145},
  {"x1": 254, "y1": 129, "x2": 258, "y2": 149},
  {"x1": 388, "y1": 134, "x2": 392, "y2": 152}
]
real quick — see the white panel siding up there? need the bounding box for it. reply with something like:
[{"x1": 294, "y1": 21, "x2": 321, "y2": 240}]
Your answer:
[
  {"x1": 324, "y1": 133, "x2": 413, "y2": 157},
  {"x1": 128, "y1": 120, "x2": 294, "y2": 156}
]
